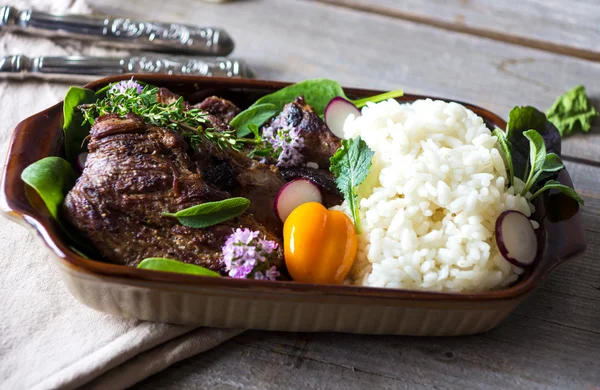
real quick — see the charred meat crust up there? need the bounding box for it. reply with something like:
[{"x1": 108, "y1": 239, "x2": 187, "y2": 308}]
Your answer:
[
  {"x1": 194, "y1": 96, "x2": 241, "y2": 125},
  {"x1": 264, "y1": 96, "x2": 341, "y2": 169}
]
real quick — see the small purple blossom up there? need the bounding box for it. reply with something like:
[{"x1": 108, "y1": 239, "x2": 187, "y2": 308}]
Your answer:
[
  {"x1": 262, "y1": 125, "x2": 304, "y2": 168},
  {"x1": 222, "y1": 228, "x2": 280, "y2": 280},
  {"x1": 109, "y1": 78, "x2": 144, "y2": 95}
]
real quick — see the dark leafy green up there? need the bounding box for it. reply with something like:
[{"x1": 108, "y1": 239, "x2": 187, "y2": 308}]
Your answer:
[
  {"x1": 230, "y1": 103, "x2": 278, "y2": 137},
  {"x1": 163, "y1": 197, "x2": 250, "y2": 228},
  {"x1": 21, "y1": 157, "x2": 77, "y2": 219},
  {"x1": 329, "y1": 136, "x2": 374, "y2": 234},
  {"x1": 63, "y1": 87, "x2": 96, "y2": 161},
  {"x1": 505, "y1": 106, "x2": 561, "y2": 180},
  {"x1": 546, "y1": 85, "x2": 599, "y2": 137},
  {"x1": 137, "y1": 258, "x2": 221, "y2": 277}
]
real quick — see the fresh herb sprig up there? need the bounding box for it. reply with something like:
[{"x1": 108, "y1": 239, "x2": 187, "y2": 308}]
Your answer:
[
  {"x1": 163, "y1": 197, "x2": 250, "y2": 228},
  {"x1": 329, "y1": 136, "x2": 375, "y2": 234},
  {"x1": 80, "y1": 83, "x2": 256, "y2": 152},
  {"x1": 494, "y1": 106, "x2": 584, "y2": 205}
]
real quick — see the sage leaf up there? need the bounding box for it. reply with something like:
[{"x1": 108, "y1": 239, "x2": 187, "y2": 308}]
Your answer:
[
  {"x1": 492, "y1": 128, "x2": 514, "y2": 186},
  {"x1": 541, "y1": 153, "x2": 564, "y2": 173},
  {"x1": 137, "y1": 258, "x2": 221, "y2": 277},
  {"x1": 163, "y1": 197, "x2": 250, "y2": 228},
  {"x1": 21, "y1": 157, "x2": 77, "y2": 220},
  {"x1": 530, "y1": 180, "x2": 584, "y2": 205}
]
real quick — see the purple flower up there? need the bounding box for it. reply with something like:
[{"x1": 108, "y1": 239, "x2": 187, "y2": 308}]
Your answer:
[
  {"x1": 109, "y1": 78, "x2": 144, "y2": 95},
  {"x1": 221, "y1": 228, "x2": 280, "y2": 280},
  {"x1": 262, "y1": 125, "x2": 304, "y2": 168}
]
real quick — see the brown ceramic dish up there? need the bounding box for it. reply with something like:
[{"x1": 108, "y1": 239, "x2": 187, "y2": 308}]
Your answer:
[{"x1": 1, "y1": 75, "x2": 587, "y2": 335}]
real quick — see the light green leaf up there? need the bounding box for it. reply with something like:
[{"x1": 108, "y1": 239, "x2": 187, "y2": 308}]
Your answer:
[
  {"x1": 330, "y1": 136, "x2": 374, "y2": 234},
  {"x1": 523, "y1": 130, "x2": 547, "y2": 173},
  {"x1": 546, "y1": 85, "x2": 599, "y2": 137},
  {"x1": 541, "y1": 153, "x2": 564, "y2": 173},
  {"x1": 137, "y1": 258, "x2": 221, "y2": 277},
  {"x1": 21, "y1": 157, "x2": 77, "y2": 219},
  {"x1": 163, "y1": 197, "x2": 250, "y2": 228},
  {"x1": 530, "y1": 180, "x2": 584, "y2": 205},
  {"x1": 492, "y1": 128, "x2": 514, "y2": 186}
]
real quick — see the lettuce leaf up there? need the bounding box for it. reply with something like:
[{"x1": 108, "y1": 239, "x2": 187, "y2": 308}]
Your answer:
[{"x1": 546, "y1": 85, "x2": 599, "y2": 137}]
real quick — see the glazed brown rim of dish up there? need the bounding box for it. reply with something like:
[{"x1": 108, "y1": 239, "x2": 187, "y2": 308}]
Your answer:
[{"x1": 0, "y1": 74, "x2": 587, "y2": 302}]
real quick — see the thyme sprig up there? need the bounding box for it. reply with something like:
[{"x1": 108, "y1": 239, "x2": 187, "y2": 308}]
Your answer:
[{"x1": 80, "y1": 84, "x2": 254, "y2": 151}]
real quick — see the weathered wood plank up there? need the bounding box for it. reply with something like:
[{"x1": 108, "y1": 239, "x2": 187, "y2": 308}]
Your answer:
[
  {"x1": 89, "y1": 0, "x2": 600, "y2": 163},
  {"x1": 313, "y1": 0, "x2": 600, "y2": 61}
]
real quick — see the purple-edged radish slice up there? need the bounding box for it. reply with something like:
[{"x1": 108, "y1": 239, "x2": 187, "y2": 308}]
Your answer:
[
  {"x1": 495, "y1": 210, "x2": 538, "y2": 268},
  {"x1": 76, "y1": 152, "x2": 88, "y2": 171},
  {"x1": 324, "y1": 97, "x2": 361, "y2": 138},
  {"x1": 275, "y1": 178, "x2": 323, "y2": 223}
]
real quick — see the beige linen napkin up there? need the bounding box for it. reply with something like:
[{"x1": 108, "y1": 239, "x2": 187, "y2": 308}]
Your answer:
[{"x1": 0, "y1": 1, "x2": 242, "y2": 389}]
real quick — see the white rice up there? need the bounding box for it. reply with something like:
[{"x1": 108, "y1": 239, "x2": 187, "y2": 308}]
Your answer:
[{"x1": 337, "y1": 99, "x2": 533, "y2": 292}]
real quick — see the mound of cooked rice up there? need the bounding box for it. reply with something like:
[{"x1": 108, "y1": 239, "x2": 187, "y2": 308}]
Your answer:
[{"x1": 339, "y1": 99, "x2": 533, "y2": 292}]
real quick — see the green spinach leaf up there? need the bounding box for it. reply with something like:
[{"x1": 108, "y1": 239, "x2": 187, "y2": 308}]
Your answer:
[
  {"x1": 137, "y1": 258, "x2": 221, "y2": 277},
  {"x1": 21, "y1": 157, "x2": 77, "y2": 219},
  {"x1": 163, "y1": 197, "x2": 250, "y2": 228},
  {"x1": 230, "y1": 103, "x2": 278, "y2": 137},
  {"x1": 546, "y1": 85, "x2": 599, "y2": 137},
  {"x1": 329, "y1": 136, "x2": 374, "y2": 234},
  {"x1": 63, "y1": 87, "x2": 96, "y2": 161},
  {"x1": 506, "y1": 106, "x2": 561, "y2": 180}
]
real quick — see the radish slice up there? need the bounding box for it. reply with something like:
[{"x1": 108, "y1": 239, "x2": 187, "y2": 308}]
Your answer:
[
  {"x1": 324, "y1": 97, "x2": 361, "y2": 138},
  {"x1": 495, "y1": 210, "x2": 538, "y2": 268},
  {"x1": 77, "y1": 152, "x2": 88, "y2": 171},
  {"x1": 275, "y1": 179, "x2": 323, "y2": 223}
]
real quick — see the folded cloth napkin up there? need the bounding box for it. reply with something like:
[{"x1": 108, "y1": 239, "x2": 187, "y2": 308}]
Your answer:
[{"x1": 0, "y1": 1, "x2": 242, "y2": 389}]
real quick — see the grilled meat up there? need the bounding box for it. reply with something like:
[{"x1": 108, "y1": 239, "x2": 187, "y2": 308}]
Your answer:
[
  {"x1": 264, "y1": 96, "x2": 341, "y2": 169},
  {"x1": 63, "y1": 113, "x2": 283, "y2": 272},
  {"x1": 194, "y1": 96, "x2": 241, "y2": 124}
]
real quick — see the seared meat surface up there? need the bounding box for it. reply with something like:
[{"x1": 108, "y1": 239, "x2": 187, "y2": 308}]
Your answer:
[
  {"x1": 195, "y1": 96, "x2": 241, "y2": 124},
  {"x1": 63, "y1": 113, "x2": 283, "y2": 271},
  {"x1": 264, "y1": 96, "x2": 341, "y2": 169}
]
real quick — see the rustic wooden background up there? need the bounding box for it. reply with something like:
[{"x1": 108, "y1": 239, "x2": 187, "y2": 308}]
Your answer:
[{"x1": 86, "y1": 0, "x2": 600, "y2": 388}]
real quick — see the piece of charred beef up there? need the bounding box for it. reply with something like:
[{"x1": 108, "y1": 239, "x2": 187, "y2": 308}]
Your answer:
[
  {"x1": 280, "y1": 167, "x2": 343, "y2": 208},
  {"x1": 194, "y1": 96, "x2": 241, "y2": 125},
  {"x1": 263, "y1": 96, "x2": 341, "y2": 169},
  {"x1": 63, "y1": 113, "x2": 283, "y2": 272}
]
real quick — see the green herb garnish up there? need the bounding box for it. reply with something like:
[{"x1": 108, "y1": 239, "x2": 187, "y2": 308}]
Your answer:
[
  {"x1": 546, "y1": 85, "x2": 599, "y2": 137},
  {"x1": 21, "y1": 157, "x2": 77, "y2": 219},
  {"x1": 163, "y1": 197, "x2": 250, "y2": 228},
  {"x1": 137, "y1": 258, "x2": 221, "y2": 277},
  {"x1": 231, "y1": 78, "x2": 403, "y2": 136},
  {"x1": 80, "y1": 84, "x2": 255, "y2": 152},
  {"x1": 494, "y1": 107, "x2": 583, "y2": 205},
  {"x1": 329, "y1": 136, "x2": 375, "y2": 234}
]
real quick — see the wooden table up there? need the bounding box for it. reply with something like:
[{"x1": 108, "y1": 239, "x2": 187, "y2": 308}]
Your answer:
[{"x1": 87, "y1": 0, "x2": 600, "y2": 388}]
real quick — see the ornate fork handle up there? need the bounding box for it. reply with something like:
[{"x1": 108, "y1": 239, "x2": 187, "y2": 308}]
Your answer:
[{"x1": 0, "y1": 6, "x2": 234, "y2": 56}]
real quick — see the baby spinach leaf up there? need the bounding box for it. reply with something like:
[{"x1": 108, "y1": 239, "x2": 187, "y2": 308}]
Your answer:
[
  {"x1": 541, "y1": 153, "x2": 564, "y2": 173},
  {"x1": 63, "y1": 87, "x2": 96, "y2": 161},
  {"x1": 163, "y1": 197, "x2": 250, "y2": 228},
  {"x1": 330, "y1": 136, "x2": 374, "y2": 234},
  {"x1": 546, "y1": 85, "x2": 599, "y2": 137},
  {"x1": 530, "y1": 180, "x2": 584, "y2": 205},
  {"x1": 506, "y1": 106, "x2": 561, "y2": 180},
  {"x1": 492, "y1": 128, "x2": 514, "y2": 186},
  {"x1": 21, "y1": 157, "x2": 77, "y2": 220},
  {"x1": 230, "y1": 103, "x2": 278, "y2": 137},
  {"x1": 137, "y1": 258, "x2": 221, "y2": 277}
]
